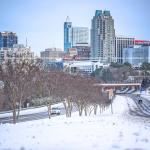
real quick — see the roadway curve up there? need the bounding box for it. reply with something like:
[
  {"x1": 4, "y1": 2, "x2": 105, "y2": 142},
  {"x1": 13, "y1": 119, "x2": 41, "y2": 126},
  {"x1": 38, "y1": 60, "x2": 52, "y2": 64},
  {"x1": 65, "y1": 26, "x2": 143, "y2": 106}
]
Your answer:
[{"x1": 125, "y1": 94, "x2": 150, "y2": 117}]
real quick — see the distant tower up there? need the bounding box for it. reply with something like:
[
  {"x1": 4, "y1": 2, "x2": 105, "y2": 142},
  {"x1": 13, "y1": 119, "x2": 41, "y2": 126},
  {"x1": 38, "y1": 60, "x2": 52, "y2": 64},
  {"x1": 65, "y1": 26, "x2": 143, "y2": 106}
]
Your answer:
[
  {"x1": 26, "y1": 37, "x2": 28, "y2": 47},
  {"x1": 64, "y1": 16, "x2": 72, "y2": 53},
  {"x1": 91, "y1": 10, "x2": 115, "y2": 62},
  {"x1": 66, "y1": 16, "x2": 71, "y2": 22}
]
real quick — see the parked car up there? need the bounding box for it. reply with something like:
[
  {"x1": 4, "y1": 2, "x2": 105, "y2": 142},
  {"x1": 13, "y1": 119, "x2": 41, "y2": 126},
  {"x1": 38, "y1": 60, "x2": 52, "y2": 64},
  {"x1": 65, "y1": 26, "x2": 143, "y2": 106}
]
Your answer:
[{"x1": 51, "y1": 107, "x2": 61, "y2": 115}]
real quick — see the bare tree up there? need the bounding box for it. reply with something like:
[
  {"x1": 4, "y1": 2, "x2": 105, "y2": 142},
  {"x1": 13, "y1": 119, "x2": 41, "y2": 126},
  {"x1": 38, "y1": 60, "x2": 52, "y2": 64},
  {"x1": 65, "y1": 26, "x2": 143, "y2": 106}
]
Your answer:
[
  {"x1": 0, "y1": 60, "x2": 41, "y2": 123},
  {"x1": 0, "y1": 59, "x2": 111, "y2": 123}
]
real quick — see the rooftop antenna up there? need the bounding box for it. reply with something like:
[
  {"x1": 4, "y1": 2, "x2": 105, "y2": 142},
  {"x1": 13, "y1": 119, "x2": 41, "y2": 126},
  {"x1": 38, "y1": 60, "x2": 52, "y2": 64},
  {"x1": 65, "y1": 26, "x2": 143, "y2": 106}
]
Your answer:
[
  {"x1": 26, "y1": 37, "x2": 28, "y2": 47},
  {"x1": 66, "y1": 16, "x2": 71, "y2": 22}
]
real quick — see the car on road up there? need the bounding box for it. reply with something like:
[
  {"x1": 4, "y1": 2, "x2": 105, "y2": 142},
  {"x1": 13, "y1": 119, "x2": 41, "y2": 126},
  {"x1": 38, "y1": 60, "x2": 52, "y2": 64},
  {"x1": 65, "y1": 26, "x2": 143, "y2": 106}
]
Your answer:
[
  {"x1": 138, "y1": 99, "x2": 142, "y2": 104},
  {"x1": 51, "y1": 107, "x2": 61, "y2": 115}
]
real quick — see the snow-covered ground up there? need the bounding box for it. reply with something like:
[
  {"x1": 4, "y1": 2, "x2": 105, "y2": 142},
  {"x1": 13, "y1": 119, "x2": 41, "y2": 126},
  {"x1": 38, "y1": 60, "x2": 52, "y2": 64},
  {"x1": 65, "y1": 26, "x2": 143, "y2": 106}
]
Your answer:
[{"x1": 0, "y1": 96, "x2": 150, "y2": 150}]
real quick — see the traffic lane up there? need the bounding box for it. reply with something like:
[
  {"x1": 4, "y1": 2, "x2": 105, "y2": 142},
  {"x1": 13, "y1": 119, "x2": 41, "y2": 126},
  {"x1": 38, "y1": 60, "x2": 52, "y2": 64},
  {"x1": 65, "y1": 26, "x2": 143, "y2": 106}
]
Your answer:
[
  {"x1": 0, "y1": 107, "x2": 66, "y2": 124},
  {"x1": 126, "y1": 94, "x2": 150, "y2": 116}
]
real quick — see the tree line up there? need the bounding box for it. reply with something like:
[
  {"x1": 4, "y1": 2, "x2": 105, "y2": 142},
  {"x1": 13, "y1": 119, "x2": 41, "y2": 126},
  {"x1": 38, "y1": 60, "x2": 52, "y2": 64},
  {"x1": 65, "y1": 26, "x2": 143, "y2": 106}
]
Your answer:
[
  {"x1": 0, "y1": 60, "x2": 110, "y2": 124},
  {"x1": 91, "y1": 62, "x2": 150, "y2": 83}
]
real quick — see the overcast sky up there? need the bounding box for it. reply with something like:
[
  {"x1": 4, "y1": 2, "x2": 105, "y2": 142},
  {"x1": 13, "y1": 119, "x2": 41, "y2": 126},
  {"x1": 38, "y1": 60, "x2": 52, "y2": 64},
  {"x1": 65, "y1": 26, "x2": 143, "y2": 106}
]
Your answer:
[{"x1": 0, "y1": 0, "x2": 150, "y2": 55}]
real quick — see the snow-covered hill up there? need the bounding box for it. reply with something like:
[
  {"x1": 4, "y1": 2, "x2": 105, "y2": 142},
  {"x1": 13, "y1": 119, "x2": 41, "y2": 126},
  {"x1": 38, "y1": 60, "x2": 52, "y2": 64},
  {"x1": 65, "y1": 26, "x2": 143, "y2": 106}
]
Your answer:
[{"x1": 0, "y1": 96, "x2": 150, "y2": 150}]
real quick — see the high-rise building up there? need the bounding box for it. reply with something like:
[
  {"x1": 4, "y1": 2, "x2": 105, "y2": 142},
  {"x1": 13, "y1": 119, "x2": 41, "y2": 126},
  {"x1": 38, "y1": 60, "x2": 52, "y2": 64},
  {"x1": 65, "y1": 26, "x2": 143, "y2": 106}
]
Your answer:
[
  {"x1": 91, "y1": 10, "x2": 115, "y2": 63},
  {"x1": 123, "y1": 45, "x2": 150, "y2": 66},
  {"x1": 72, "y1": 27, "x2": 89, "y2": 47},
  {"x1": 0, "y1": 33, "x2": 3, "y2": 48},
  {"x1": 64, "y1": 17, "x2": 89, "y2": 53},
  {"x1": 64, "y1": 17, "x2": 72, "y2": 53},
  {"x1": 0, "y1": 31, "x2": 18, "y2": 48},
  {"x1": 115, "y1": 36, "x2": 134, "y2": 63}
]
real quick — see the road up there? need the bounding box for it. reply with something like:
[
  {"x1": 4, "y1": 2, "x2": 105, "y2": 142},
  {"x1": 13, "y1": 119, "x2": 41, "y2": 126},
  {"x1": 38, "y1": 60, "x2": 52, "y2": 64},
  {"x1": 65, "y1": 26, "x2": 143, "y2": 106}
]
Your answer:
[
  {"x1": 0, "y1": 107, "x2": 66, "y2": 124},
  {"x1": 125, "y1": 94, "x2": 150, "y2": 117},
  {"x1": 1, "y1": 95, "x2": 150, "y2": 124}
]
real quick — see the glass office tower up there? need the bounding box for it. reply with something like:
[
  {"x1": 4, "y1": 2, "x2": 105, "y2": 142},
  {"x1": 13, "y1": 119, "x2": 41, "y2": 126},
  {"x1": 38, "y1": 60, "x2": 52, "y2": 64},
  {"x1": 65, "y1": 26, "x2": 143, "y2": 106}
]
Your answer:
[
  {"x1": 0, "y1": 32, "x2": 18, "y2": 48},
  {"x1": 64, "y1": 17, "x2": 72, "y2": 53}
]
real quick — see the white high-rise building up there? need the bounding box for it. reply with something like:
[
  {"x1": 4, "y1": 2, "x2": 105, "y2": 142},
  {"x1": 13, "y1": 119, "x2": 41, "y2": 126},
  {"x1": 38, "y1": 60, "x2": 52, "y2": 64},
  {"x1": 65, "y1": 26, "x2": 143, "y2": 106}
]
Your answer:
[
  {"x1": 115, "y1": 36, "x2": 134, "y2": 63},
  {"x1": 91, "y1": 10, "x2": 115, "y2": 63}
]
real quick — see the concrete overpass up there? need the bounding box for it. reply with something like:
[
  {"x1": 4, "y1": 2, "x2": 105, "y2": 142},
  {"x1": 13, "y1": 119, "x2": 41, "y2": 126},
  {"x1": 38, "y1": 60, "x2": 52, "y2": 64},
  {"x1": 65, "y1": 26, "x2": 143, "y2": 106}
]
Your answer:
[
  {"x1": 94, "y1": 83, "x2": 141, "y2": 97},
  {"x1": 94, "y1": 83, "x2": 141, "y2": 88}
]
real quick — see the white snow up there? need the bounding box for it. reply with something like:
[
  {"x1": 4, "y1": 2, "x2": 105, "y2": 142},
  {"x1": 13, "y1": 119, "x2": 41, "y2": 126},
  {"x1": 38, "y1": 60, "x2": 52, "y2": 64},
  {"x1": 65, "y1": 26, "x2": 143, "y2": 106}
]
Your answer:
[{"x1": 0, "y1": 96, "x2": 150, "y2": 150}]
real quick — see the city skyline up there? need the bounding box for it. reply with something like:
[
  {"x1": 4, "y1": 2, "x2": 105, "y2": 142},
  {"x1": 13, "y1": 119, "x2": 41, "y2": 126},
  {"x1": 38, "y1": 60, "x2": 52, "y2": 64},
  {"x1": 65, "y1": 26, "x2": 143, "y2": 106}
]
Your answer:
[{"x1": 0, "y1": 0, "x2": 150, "y2": 55}]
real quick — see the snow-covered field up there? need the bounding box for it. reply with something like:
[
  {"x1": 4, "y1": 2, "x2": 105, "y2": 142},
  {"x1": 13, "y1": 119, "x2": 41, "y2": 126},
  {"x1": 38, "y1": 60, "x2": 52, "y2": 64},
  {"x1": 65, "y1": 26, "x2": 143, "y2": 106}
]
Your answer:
[{"x1": 0, "y1": 96, "x2": 150, "y2": 150}]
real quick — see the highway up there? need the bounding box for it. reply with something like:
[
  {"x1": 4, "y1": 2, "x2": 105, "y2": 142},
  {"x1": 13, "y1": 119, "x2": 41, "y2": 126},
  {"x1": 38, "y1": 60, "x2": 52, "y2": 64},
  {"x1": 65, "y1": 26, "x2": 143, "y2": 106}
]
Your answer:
[
  {"x1": 1, "y1": 94, "x2": 150, "y2": 124},
  {"x1": 125, "y1": 94, "x2": 150, "y2": 117},
  {"x1": 0, "y1": 107, "x2": 66, "y2": 124}
]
